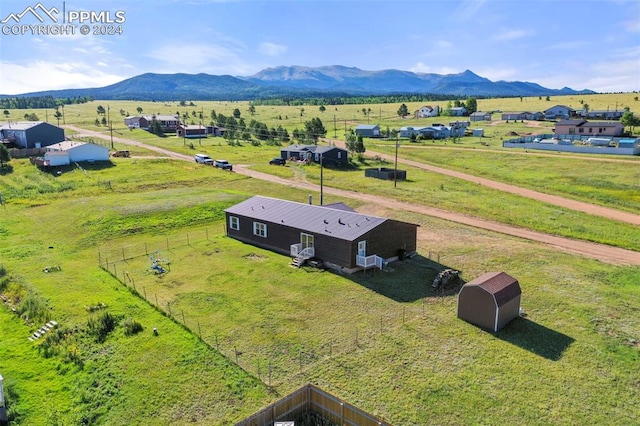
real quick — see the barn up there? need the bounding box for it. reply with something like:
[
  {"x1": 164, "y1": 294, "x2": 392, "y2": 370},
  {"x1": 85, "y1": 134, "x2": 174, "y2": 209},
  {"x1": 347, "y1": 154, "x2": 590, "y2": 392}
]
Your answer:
[
  {"x1": 457, "y1": 272, "x2": 522, "y2": 332},
  {"x1": 225, "y1": 196, "x2": 418, "y2": 272}
]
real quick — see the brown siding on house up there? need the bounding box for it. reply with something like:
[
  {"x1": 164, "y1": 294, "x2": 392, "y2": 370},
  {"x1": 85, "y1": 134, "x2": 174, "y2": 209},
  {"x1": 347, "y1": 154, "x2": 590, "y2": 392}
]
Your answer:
[{"x1": 360, "y1": 220, "x2": 417, "y2": 260}]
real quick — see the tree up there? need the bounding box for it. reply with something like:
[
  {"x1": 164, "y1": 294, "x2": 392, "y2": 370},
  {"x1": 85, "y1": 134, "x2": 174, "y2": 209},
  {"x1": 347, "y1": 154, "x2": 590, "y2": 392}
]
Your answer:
[
  {"x1": 136, "y1": 106, "x2": 143, "y2": 114},
  {"x1": 53, "y1": 109, "x2": 63, "y2": 126},
  {"x1": 300, "y1": 108, "x2": 305, "y2": 117},
  {"x1": 0, "y1": 144, "x2": 10, "y2": 168},
  {"x1": 94, "y1": 118, "x2": 101, "y2": 126},
  {"x1": 248, "y1": 105, "x2": 256, "y2": 116},
  {"x1": 3, "y1": 110, "x2": 9, "y2": 119},
  {"x1": 621, "y1": 112, "x2": 640, "y2": 133},
  {"x1": 150, "y1": 117, "x2": 164, "y2": 136},
  {"x1": 397, "y1": 103, "x2": 409, "y2": 118},
  {"x1": 545, "y1": 96, "x2": 550, "y2": 101},
  {"x1": 179, "y1": 100, "x2": 187, "y2": 107},
  {"x1": 465, "y1": 97, "x2": 478, "y2": 115},
  {"x1": 210, "y1": 109, "x2": 217, "y2": 121},
  {"x1": 96, "y1": 105, "x2": 106, "y2": 115},
  {"x1": 345, "y1": 130, "x2": 357, "y2": 152},
  {"x1": 233, "y1": 108, "x2": 241, "y2": 119},
  {"x1": 304, "y1": 117, "x2": 326, "y2": 143},
  {"x1": 319, "y1": 105, "x2": 326, "y2": 113},
  {"x1": 354, "y1": 135, "x2": 366, "y2": 155},
  {"x1": 101, "y1": 117, "x2": 107, "y2": 126}
]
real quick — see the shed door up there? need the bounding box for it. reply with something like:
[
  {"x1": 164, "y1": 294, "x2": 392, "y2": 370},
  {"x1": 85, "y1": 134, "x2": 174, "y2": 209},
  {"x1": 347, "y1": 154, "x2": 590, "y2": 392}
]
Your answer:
[
  {"x1": 301, "y1": 233, "x2": 314, "y2": 250},
  {"x1": 357, "y1": 240, "x2": 367, "y2": 256}
]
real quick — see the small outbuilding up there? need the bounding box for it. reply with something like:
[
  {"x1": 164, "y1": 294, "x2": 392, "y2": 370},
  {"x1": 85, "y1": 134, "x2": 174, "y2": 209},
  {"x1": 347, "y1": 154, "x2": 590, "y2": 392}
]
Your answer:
[
  {"x1": 457, "y1": 271, "x2": 521, "y2": 332},
  {"x1": 365, "y1": 167, "x2": 406, "y2": 181}
]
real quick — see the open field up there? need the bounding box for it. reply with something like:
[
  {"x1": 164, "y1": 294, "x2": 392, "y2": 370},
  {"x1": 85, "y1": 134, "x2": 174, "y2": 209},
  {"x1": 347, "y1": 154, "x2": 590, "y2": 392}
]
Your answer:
[{"x1": 1, "y1": 94, "x2": 639, "y2": 425}]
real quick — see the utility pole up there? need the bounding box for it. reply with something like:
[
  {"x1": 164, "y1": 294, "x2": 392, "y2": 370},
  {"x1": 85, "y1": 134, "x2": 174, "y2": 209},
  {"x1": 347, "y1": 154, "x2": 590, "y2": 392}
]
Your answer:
[
  {"x1": 320, "y1": 154, "x2": 324, "y2": 205},
  {"x1": 394, "y1": 134, "x2": 399, "y2": 189},
  {"x1": 108, "y1": 105, "x2": 113, "y2": 149},
  {"x1": 333, "y1": 114, "x2": 337, "y2": 138}
]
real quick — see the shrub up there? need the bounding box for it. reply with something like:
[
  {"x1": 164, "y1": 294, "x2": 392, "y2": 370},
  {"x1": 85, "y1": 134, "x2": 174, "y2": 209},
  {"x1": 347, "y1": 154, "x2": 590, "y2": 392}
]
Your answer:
[
  {"x1": 15, "y1": 293, "x2": 49, "y2": 325},
  {"x1": 87, "y1": 311, "x2": 117, "y2": 343},
  {"x1": 123, "y1": 318, "x2": 143, "y2": 336}
]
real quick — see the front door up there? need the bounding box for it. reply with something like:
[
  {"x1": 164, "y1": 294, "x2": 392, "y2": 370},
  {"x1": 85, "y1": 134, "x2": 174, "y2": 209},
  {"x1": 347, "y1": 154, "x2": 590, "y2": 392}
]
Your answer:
[
  {"x1": 301, "y1": 233, "x2": 314, "y2": 250},
  {"x1": 358, "y1": 240, "x2": 367, "y2": 257}
]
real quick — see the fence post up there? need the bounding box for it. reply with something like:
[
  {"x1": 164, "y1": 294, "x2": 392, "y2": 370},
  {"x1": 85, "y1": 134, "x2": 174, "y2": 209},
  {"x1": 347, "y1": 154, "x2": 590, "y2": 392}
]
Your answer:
[
  {"x1": 122, "y1": 247, "x2": 125, "y2": 261},
  {"x1": 181, "y1": 309, "x2": 185, "y2": 324},
  {"x1": 167, "y1": 302, "x2": 172, "y2": 317}
]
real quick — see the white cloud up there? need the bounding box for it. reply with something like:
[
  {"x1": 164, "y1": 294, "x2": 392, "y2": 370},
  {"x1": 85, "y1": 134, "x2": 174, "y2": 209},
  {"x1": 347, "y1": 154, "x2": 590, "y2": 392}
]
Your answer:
[
  {"x1": 474, "y1": 67, "x2": 520, "y2": 82},
  {"x1": 0, "y1": 61, "x2": 126, "y2": 94},
  {"x1": 145, "y1": 42, "x2": 256, "y2": 75},
  {"x1": 258, "y1": 42, "x2": 287, "y2": 57},
  {"x1": 409, "y1": 62, "x2": 461, "y2": 75}
]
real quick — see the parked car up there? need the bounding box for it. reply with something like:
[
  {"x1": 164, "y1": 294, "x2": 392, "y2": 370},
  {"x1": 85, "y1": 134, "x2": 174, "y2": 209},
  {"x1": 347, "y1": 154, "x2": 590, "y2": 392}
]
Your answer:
[
  {"x1": 214, "y1": 159, "x2": 233, "y2": 171},
  {"x1": 194, "y1": 154, "x2": 214, "y2": 165},
  {"x1": 269, "y1": 157, "x2": 286, "y2": 165}
]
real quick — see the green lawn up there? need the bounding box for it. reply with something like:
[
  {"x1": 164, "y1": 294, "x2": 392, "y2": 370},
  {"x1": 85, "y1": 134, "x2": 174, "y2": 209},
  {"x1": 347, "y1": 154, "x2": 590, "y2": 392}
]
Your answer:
[{"x1": 1, "y1": 94, "x2": 639, "y2": 425}]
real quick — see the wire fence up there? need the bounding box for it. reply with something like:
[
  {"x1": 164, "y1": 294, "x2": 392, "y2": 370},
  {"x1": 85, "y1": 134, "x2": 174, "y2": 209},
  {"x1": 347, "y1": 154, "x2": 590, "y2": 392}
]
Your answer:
[{"x1": 98, "y1": 230, "x2": 447, "y2": 388}]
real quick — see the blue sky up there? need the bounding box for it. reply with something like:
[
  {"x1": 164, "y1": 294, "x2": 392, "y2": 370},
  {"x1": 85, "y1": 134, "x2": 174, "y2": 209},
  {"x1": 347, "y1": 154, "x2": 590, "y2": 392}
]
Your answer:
[{"x1": 0, "y1": 0, "x2": 639, "y2": 95}]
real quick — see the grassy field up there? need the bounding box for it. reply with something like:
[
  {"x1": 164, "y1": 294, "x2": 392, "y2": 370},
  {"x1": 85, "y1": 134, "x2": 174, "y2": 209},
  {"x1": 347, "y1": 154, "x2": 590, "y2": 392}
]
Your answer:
[{"x1": 1, "y1": 94, "x2": 639, "y2": 425}]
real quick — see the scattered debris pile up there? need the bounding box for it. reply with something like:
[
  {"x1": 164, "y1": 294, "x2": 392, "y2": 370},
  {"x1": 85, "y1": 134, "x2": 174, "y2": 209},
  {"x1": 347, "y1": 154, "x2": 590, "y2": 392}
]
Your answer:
[{"x1": 432, "y1": 269, "x2": 460, "y2": 290}]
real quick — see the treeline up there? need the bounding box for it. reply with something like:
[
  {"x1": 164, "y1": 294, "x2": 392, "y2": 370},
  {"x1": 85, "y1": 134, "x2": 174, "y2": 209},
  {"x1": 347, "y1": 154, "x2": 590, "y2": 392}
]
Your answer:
[
  {"x1": 0, "y1": 95, "x2": 94, "y2": 109},
  {"x1": 250, "y1": 93, "x2": 480, "y2": 107}
]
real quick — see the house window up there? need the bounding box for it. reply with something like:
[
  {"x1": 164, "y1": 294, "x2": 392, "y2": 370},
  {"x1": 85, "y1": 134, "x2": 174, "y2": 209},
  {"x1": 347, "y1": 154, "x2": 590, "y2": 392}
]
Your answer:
[
  {"x1": 229, "y1": 216, "x2": 239, "y2": 230},
  {"x1": 338, "y1": 151, "x2": 342, "y2": 159},
  {"x1": 569, "y1": 127, "x2": 575, "y2": 134},
  {"x1": 253, "y1": 222, "x2": 267, "y2": 238},
  {"x1": 578, "y1": 128, "x2": 584, "y2": 133},
  {"x1": 589, "y1": 128, "x2": 593, "y2": 133}
]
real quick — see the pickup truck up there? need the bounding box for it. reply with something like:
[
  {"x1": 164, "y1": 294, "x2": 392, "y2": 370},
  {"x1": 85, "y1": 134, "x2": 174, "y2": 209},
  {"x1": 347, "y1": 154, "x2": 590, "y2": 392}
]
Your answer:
[
  {"x1": 194, "y1": 154, "x2": 214, "y2": 165},
  {"x1": 214, "y1": 159, "x2": 233, "y2": 171}
]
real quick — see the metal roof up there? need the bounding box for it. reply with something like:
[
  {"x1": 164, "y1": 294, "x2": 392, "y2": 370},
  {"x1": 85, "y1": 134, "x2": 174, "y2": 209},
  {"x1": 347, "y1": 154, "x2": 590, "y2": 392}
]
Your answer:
[
  {"x1": 225, "y1": 196, "x2": 389, "y2": 241},
  {"x1": 355, "y1": 124, "x2": 379, "y2": 130},
  {"x1": 0, "y1": 121, "x2": 49, "y2": 130},
  {"x1": 465, "y1": 272, "x2": 521, "y2": 307}
]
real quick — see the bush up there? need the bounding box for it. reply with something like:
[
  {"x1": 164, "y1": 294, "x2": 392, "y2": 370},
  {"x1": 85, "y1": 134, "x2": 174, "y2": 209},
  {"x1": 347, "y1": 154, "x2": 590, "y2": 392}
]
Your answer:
[
  {"x1": 87, "y1": 311, "x2": 118, "y2": 343},
  {"x1": 16, "y1": 293, "x2": 49, "y2": 325},
  {"x1": 123, "y1": 318, "x2": 143, "y2": 336}
]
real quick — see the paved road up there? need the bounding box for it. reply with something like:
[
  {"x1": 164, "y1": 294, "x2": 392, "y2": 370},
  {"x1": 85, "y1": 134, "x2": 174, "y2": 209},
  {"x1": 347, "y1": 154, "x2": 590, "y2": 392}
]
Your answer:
[{"x1": 65, "y1": 125, "x2": 640, "y2": 265}]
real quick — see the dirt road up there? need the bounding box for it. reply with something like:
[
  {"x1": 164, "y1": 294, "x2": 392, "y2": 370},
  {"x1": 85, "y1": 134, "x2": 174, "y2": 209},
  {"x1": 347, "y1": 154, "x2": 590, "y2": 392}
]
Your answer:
[{"x1": 65, "y1": 125, "x2": 640, "y2": 265}]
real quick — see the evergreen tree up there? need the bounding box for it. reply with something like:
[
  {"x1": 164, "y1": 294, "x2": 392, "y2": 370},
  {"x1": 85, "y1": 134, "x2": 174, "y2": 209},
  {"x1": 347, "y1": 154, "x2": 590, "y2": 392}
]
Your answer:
[
  {"x1": 397, "y1": 103, "x2": 409, "y2": 118},
  {"x1": 0, "y1": 144, "x2": 10, "y2": 168}
]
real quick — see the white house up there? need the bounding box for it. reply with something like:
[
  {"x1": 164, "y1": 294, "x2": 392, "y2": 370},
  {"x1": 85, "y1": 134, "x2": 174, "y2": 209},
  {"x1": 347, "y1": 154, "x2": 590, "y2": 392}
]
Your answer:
[
  {"x1": 42, "y1": 141, "x2": 110, "y2": 166},
  {"x1": 414, "y1": 105, "x2": 440, "y2": 118}
]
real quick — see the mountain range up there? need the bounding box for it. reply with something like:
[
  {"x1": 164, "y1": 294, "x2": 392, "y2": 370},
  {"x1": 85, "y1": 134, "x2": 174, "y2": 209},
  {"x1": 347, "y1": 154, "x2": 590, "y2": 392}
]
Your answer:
[{"x1": 2, "y1": 65, "x2": 595, "y2": 100}]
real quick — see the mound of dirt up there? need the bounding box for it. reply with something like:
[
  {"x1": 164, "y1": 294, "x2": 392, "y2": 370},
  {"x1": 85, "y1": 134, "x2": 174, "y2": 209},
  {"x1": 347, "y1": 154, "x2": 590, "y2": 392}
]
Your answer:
[{"x1": 506, "y1": 131, "x2": 519, "y2": 136}]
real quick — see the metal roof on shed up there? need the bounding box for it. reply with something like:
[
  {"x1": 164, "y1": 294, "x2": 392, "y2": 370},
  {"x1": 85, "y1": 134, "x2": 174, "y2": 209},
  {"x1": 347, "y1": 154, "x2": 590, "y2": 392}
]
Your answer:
[
  {"x1": 464, "y1": 271, "x2": 521, "y2": 307},
  {"x1": 225, "y1": 196, "x2": 388, "y2": 241}
]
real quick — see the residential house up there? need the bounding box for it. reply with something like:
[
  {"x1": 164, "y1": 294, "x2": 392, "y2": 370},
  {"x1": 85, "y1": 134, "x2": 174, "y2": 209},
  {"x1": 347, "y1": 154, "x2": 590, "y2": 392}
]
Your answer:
[
  {"x1": 581, "y1": 110, "x2": 625, "y2": 120},
  {"x1": 36, "y1": 141, "x2": 110, "y2": 167},
  {"x1": 457, "y1": 271, "x2": 522, "y2": 332},
  {"x1": 205, "y1": 125, "x2": 226, "y2": 136},
  {"x1": 554, "y1": 120, "x2": 625, "y2": 137},
  {"x1": 280, "y1": 144, "x2": 348, "y2": 167},
  {"x1": 544, "y1": 105, "x2": 576, "y2": 120},
  {"x1": 354, "y1": 124, "x2": 381, "y2": 138},
  {"x1": 224, "y1": 196, "x2": 418, "y2": 272},
  {"x1": 449, "y1": 107, "x2": 467, "y2": 117},
  {"x1": 125, "y1": 115, "x2": 180, "y2": 132},
  {"x1": 469, "y1": 111, "x2": 492, "y2": 122},
  {"x1": 0, "y1": 121, "x2": 65, "y2": 149},
  {"x1": 399, "y1": 124, "x2": 459, "y2": 139},
  {"x1": 177, "y1": 124, "x2": 207, "y2": 138},
  {"x1": 414, "y1": 105, "x2": 440, "y2": 118},
  {"x1": 501, "y1": 111, "x2": 543, "y2": 121}
]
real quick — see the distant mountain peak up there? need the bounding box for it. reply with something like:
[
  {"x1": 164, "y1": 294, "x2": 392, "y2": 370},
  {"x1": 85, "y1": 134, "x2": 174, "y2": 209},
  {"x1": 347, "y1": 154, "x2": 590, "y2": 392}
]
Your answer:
[{"x1": 1, "y1": 65, "x2": 595, "y2": 101}]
